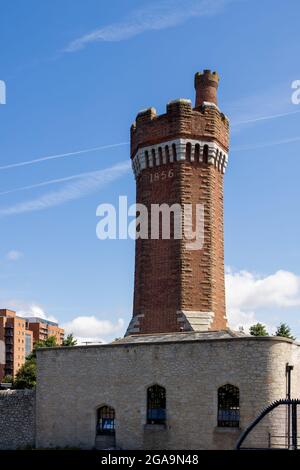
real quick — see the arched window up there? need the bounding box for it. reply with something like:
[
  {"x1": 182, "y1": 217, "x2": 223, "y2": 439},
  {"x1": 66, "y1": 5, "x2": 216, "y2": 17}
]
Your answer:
[
  {"x1": 194, "y1": 143, "x2": 200, "y2": 161},
  {"x1": 152, "y1": 148, "x2": 157, "y2": 167},
  {"x1": 158, "y1": 147, "x2": 163, "y2": 165},
  {"x1": 145, "y1": 150, "x2": 149, "y2": 168},
  {"x1": 96, "y1": 406, "x2": 115, "y2": 435},
  {"x1": 186, "y1": 142, "x2": 192, "y2": 162},
  {"x1": 147, "y1": 385, "x2": 166, "y2": 425},
  {"x1": 172, "y1": 143, "x2": 177, "y2": 160},
  {"x1": 218, "y1": 384, "x2": 240, "y2": 427},
  {"x1": 165, "y1": 145, "x2": 170, "y2": 163},
  {"x1": 203, "y1": 144, "x2": 209, "y2": 164}
]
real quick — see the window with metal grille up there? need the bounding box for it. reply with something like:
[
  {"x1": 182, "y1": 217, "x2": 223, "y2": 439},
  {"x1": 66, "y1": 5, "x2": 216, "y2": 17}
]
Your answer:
[
  {"x1": 218, "y1": 384, "x2": 240, "y2": 427},
  {"x1": 147, "y1": 385, "x2": 166, "y2": 425},
  {"x1": 96, "y1": 406, "x2": 115, "y2": 435}
]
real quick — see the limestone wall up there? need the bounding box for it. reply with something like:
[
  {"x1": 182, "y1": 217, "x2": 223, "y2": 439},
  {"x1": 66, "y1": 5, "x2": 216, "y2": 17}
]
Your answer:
[
  {"x1": 36, "y1": 337, "x2": 300, "y2": 450},
  {"x1": 0, "y1": 389, "x2": 35, "y2": 449}
]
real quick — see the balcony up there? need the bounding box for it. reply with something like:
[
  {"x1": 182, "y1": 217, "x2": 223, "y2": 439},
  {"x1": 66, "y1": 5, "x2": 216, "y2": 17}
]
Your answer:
[{"x1": 5, "y1": 330, "x2": 13, "y2": 337}]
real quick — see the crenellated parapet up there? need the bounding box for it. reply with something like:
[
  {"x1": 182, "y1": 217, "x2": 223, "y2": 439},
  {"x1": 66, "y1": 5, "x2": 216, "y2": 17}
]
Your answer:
[{"x1": 130, "y1": 95, "x2": 229, "y2": 171}]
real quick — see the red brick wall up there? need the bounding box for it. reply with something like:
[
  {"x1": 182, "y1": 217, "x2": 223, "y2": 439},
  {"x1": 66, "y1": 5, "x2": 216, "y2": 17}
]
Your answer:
[
  {"x1": 130, "y1": 72, "x2": 229, "y2": 334},
  {"x1": 131, "y1": 101, "x2": 229, "y2": 157},
  {"x1": 133, "y1": 163, "x2": 182, "y2": 333}
]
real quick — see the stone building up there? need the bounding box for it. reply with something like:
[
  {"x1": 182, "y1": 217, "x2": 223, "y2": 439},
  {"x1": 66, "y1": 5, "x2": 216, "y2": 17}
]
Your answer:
[
  {"x1": 33, "y1": 70, "x2": 300, "y2": 450},
  {"x1": 36, "y1": 334, "x2": 300, "y2": 450}
]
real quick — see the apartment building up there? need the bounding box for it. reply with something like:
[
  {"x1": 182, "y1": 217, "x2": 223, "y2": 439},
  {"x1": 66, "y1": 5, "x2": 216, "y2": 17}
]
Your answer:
[
  {"x1": 0, "y1": 309, "x2": 33, "y2": 381},
  {"x1": 27, "y1": 317, "x2": 64, "y2": 346},
  {"x1": 0, "y1": 310, "x2": 64, "y2": 381}
]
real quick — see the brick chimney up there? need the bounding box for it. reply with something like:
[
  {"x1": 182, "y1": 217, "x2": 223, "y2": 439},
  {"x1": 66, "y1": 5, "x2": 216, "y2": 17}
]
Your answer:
[{"x1": 194, "y1": 69, "x2": 219, "y2": 107}]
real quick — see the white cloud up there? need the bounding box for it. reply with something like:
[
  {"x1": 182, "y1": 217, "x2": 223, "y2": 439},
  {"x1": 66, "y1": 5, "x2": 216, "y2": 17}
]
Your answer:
[
  {"x1": 0, "y1": 161, "x2": 130, "y2": 217},
  {"x1": 6, "y1": 250, "x2": 23, "y2": 261},
  {"x1": 15, "y1": 303, "x2": 58, "y2": 323},
  {"x1": 225, "y1": 268, "x2": 300, "y2": 332},
  {"x1": 0, "y1": 299, "x2": 58, "y2": 323},
  {"x1": 63, "y1": 316, "x2": 125, "y2": 344},
  {"x1": 65, "y1": 0, "x2": 233, "y2": 52},
  {"x1": 226, "y1": 307, "x2": 258, "y2": 333}
]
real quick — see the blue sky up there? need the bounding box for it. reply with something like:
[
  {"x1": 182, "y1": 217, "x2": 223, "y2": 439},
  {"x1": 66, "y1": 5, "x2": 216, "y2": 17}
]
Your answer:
[{"x1": 1, "y1": 0, "x2": 300, "y2": 341}]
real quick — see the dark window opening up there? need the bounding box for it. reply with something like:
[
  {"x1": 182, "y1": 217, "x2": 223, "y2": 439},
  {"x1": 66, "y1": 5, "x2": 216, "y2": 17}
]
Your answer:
[
  {"x1": 203, "y1": 144, "x2": 209, "y2": 164},
  {"x1": 158, "y1": 147, "x2": 163, "y2": 165},
  {"x1": 147, "y1": 385, "x2": 166, "y2": 425},
  {"x1": 172, "y1": 143, "x2": 177, "y2": 160},
  {"x1": 194, "y1": 143, "x2": 200, "y2": 160},
  {"x1": 152, "y1": 149, "x2": 156, "y2": 167},
  {"x1": 186, "y1": 142, "x2": 192, "y2": 162},
  {"x1": 218, "y1": 384, "x2": 240, "y2": 427},
  {"x1": 165, "y1": 145, "x2": 170, "y2": 163},
  {"x1": 96, "y1": 406, "x2": 115, "y2": 435}
]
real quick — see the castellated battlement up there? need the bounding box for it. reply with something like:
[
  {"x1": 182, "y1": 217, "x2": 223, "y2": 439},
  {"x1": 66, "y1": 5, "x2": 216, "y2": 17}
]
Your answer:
[{"x1": 130, "y1": 73, "x2": 229, "y2": 162}]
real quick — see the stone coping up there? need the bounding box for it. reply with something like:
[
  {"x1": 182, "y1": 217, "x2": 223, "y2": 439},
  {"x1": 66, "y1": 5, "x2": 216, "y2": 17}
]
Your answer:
[{"x1": 36, "y1": 330, "x2": 298, "y2": 353}]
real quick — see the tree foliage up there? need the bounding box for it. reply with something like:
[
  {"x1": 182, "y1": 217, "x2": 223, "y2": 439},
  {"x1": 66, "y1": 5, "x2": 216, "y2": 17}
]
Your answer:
[
  {"x1": 249, "y1": 323, "x2": 269, "y2": 337},
  {"x1": 13, "y1": 335, "x2": 76, "y2": 389},
  {"x1": 62, "y1": 334, "x2": 77, "y2": 346},
  {"x1": 26, "y1": 335, "x2": 57, "y2": 361},
  {"x1": 14, "y1": 359, "x2": 36, "y2": 389},
  {"x1": 2, "y1": 375, "x2": 13, "y2": 383},
  {"x1": 275, "y1": 323, "x2": 296, "y2": 340}
]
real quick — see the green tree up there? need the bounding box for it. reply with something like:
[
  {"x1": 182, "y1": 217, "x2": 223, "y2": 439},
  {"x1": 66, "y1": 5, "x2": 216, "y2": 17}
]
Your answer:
[
  {"x1": 2, "y1": 375, "x2": 13, "y2": 383},
  {"x1": 26, "y1": 335, "x2": 57, "y2": 361},
  {"x1": 62, "y1": 333, "x2": 77, "y2": 346},
  {"x1": 13, "y1": 335, "x2": 78, "y2": 389},
  {"x1": 13, "y1": 359, "x2": 36, "y2": 389},
  {"x1": 274, "y1": 323, "x2": 296, "y2": 340},
  {"x1": 39, "y1": 335, "x2": 57, "y2": 348},
  {"x1": 14, "y1": 336, "x2": 58, "y2": 389},
  {"x1": 249, "y1": 323, "x2": 269, "y2": 336}
]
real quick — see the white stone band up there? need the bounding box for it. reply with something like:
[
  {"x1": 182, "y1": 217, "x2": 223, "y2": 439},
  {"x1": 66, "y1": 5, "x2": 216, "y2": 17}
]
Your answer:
[
  {"x1": 125, "y1": 314, "x2": 144, "y2": 336},
  {"x1": 132, "y1": 138, "x2": 228, "y2": 178},
  {"x1": 177, "y1": 310, "x2": 215, "y2": 332}
]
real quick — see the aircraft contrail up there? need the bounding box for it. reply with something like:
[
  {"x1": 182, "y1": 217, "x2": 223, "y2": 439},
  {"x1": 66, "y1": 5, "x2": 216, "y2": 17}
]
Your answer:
[
  {"x1": 0, "y1": 161, "x2": 131, "y2": 217},
  {"x1": 231, "y1": 109, "x2": 300, "y2": 126},
  {"x1": 231, "y1": 136, "x2": 300, "y2": 152},
  {"x1": 0, "y1": 142, "x2": 129, "y2": 171},
  {"x1": 0, "y1": 167, "x2": 129, "y2": 196}
]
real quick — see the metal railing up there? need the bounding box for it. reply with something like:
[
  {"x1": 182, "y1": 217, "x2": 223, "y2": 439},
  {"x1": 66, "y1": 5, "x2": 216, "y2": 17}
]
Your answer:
[{"x1": 236, "y1": 399, "x2": 300, "y2": 450}]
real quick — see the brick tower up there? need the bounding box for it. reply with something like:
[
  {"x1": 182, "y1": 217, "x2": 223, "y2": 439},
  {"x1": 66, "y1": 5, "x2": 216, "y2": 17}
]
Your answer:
[{"x1": 126, "y1": 70, "x2": 229, "y2": 335}]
